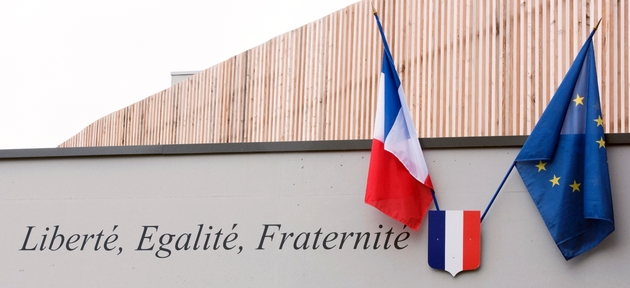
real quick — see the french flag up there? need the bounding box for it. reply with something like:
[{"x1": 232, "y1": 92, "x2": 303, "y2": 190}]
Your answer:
[
  {"x1": 428, "y1": 210, "x2": 481, "y2": 276},
  {"x1": 365, "y1": 13, "x2": 433, "y2": 231}
]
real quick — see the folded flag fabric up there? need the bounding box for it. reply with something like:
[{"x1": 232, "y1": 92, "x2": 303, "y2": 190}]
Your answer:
[
  {"x1": 428, "y1": 210, "x2": 481, "y2": 276},
  {"x1": 514, "y1": 28, "x2": 614, "y2": 260},
  {"x1": 365, "y1": 13, "x2": 433, "y2": 231}
]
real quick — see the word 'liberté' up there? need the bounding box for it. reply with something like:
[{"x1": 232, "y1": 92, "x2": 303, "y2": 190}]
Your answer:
[{"x1": 20, "y1": 225, "x2": 122, "y2": 255}]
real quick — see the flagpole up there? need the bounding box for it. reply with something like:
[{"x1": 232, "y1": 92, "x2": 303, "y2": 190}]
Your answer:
[
  {"x1": 480, "y1": 162, "x2": 515, "y2": 222},
  {"x1": 431, "y1": 189, "x2": 440, "y2": 211}
]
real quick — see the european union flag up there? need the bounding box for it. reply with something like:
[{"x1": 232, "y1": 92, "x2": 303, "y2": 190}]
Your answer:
[{"x1": 514, "y1": 29, "x2": 614, "y2": 260}]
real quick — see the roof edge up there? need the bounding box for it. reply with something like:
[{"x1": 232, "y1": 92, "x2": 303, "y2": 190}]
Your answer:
[{"x1": 2, "y1": 134, "x2": 629, "y2": 159}]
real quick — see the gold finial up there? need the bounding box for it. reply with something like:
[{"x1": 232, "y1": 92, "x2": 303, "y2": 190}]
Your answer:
[
  {"x1": 371, "y1": 1, "x2": 377, "y2": 15},
  {"x1": 593, "y1": 18, "x2": 602, "y2": 31}
]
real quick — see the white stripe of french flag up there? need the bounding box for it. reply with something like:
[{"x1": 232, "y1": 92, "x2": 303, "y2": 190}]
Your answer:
[{"x1": 428, "y1": 210, "x2": 481, "y2": 276}]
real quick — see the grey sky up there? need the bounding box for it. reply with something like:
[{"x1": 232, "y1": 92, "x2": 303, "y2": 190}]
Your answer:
[{"x1": 0, "y1": 0, "x2": 358, "y2": 149}]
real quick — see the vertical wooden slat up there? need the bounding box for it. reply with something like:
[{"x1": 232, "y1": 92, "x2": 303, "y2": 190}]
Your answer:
[
  {"x1": 215, "y1": 61, "x2": 225, "y2": 142},
  {"x1": 490, "y1": 0, "x2": 503, "y2": 136},
  {"x1": 487, "y1": 0, "x2": 494, "y2": 135},
  {"x1": 463, "y1": 0, "x2": 472, "y2": 137},
  {"x1": 348, "y1": 6, "x2": 359, "y2": 139},
  {"x1": 250, "y1": 47, "x2": 258, "y2": 142},
  {"x1": 442, "y1": 0, "x2": 449, "y2": 136},
  {"x1": 408, "y1": 0, "x2": 417, "y2": 137},
  {"x1": 622, "y1": 0, "x2": 628, "y2": 132},
  {"x1": 526, "y1": 0, "x2": 533, "y2": 134},
  {"x1": 420, "y1": 0, "x2": 430, "y2": 137},
  {"x1": 357, "y1": 1, "x2": 367, "y2": 140},
  {"x1": 346, "y1": 6, "x2": 356, "y2": 139},
  {"x1": 278, "y1": 34, "x2": 286, "y2": 141},
  {"x1": 288, "y1": 30, "x2": 298, "y2": 142},
  {"x1": 611, "y1": 0, "x2": 619, "y2": 133},
  {"x1": 533, "y1": 0, "x2": 541, "y2": 127},
  {"x1": 455, "y1": 0, "x2": 463, "y2": 137},
  {"x1": 250, "y1": 46, "x2": 259, "y2": 142},
  {"x1": 554, "y1": 0, "x2": 561, "y2": 124},
  {"x1": 327, "y1": 10, "x2": 335, "y2": 141},
  {"x1": 603, "y1": 1, "x2": 612, "y2": 132},
  {"x1": 269, "y1": 38, "x2": 278, "y2": 141},
  {"x1": 475, "y1": 0, "x2": 483, "y2": 136},
  {"x1": 191, "y1": 73, "x2": 199, "y2": 143},
  {"x1": 197, "y1": 71, "x2": 206, "y2": 143},
  {"x1": 317, "y1": 18, "x2": 327, "y2": 140},
  {"x1": 333, "y1": 9, "x2": 343, "y2": 141},
  {"x1": 429, "y1": 0, "x2": 438, "y2": 137},
  {"x1": 510, "y1": 0, "x2": 518, "y2": 135},
  {"x1": 306, "y1": 20, "x2": 315, "y2": 141},
  {"x1": 542, "y1": 0, "x2": 549, "y2": 121},
  {"x1": 443, "y1": 0, "x2": 452, "y2": 137}
]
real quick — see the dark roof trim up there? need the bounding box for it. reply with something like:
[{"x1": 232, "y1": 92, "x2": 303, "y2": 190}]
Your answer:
[{"x1": 1, "y1": 134, "x2": 629, "y2": 159}]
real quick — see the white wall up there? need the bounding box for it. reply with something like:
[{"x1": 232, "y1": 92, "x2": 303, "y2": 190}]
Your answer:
[{"x1": 0, "y1": 146, "x2": 628, "y2": 287}]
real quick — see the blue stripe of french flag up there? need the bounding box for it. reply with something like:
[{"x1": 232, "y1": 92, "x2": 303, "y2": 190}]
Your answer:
[{"x1": 428, "y1": 210, "x2": 481, "y2": 276}]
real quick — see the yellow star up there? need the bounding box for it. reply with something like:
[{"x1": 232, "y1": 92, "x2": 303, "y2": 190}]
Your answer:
[
  {"x1": 535, "y1": 160, "x2": 547, "y2": 172},
  {"x1": 570, "y1": 180, "x2": 581, "y2": 192},
  {"x1": 594, "y1": 115, "x2": 604, "y2": 127},
  {"x1": 596, "y1": 137, "x2": 606, "y2": 148},
  {"x1": 550, "y1": 175, "x2": 561, "y2": 187},
  {"x1": 573, "y1": 94, "x2": 584, "y2": 106}
]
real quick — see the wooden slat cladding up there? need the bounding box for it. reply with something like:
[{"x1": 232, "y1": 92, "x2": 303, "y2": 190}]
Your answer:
[{"x1": 59, "y1": 0, "x2": 630, "y2": 147}]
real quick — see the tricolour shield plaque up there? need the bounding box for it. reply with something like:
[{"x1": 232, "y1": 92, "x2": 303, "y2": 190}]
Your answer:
[{"x1": 428, "y1": 210, "x2": 481, "y2": 276}]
